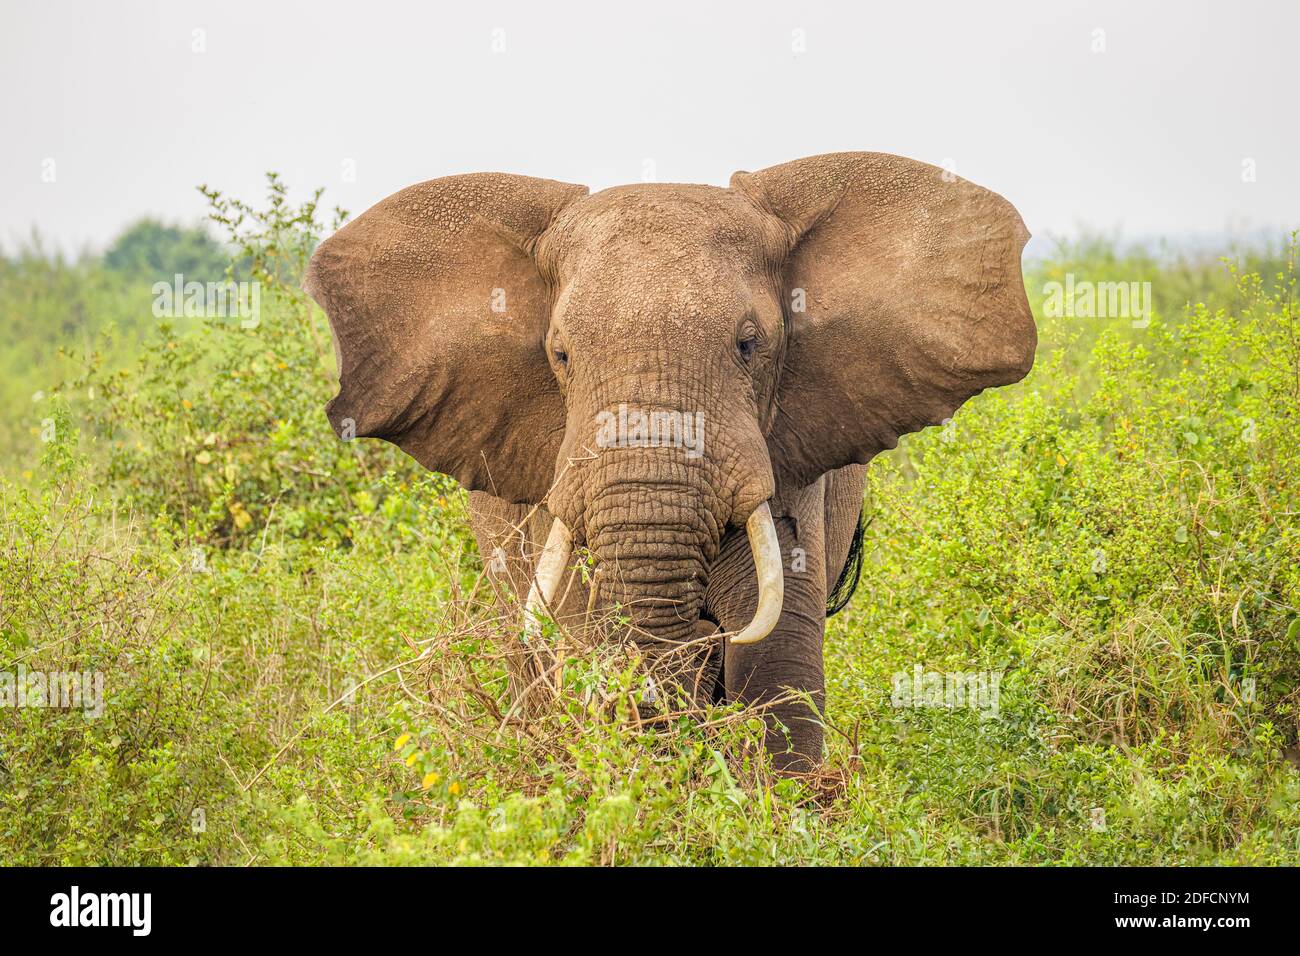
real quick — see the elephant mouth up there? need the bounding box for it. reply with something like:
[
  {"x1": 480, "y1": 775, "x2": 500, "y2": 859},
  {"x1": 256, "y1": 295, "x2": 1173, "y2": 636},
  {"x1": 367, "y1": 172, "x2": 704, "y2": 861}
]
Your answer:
[{"x1": 522, "y1": 502, "x2": 784, "y2": 646}]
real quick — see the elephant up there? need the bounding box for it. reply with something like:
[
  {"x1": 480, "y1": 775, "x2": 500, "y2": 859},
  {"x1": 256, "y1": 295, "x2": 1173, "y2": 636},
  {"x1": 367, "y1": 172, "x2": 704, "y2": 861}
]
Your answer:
[{"x1": 304, "y1": 151, "x2": 1036, "y2": 772}]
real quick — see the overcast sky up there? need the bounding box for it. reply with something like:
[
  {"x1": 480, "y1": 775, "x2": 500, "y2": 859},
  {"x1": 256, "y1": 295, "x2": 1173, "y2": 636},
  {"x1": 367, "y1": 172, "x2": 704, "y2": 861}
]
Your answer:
[{"x1": 2, "y1": 0, "x2": 1296, "y2": 255}]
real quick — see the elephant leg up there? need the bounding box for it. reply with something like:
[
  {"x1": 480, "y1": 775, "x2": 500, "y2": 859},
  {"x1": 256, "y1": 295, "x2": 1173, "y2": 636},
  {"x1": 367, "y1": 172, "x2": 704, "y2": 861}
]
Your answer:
[
  {"x1": 467, "y1": 492, "x2": 591, "y2": 706},
  {"x1": 705, "y1": 479, "x2": 829, "y2": 773},
  {"x1": 468, "y1": 492, "x2": 594, "y2": 625}
]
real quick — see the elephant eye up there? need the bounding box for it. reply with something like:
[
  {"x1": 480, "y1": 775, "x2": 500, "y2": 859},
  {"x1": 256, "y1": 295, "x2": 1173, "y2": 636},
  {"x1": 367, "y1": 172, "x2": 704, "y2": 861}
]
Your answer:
[
  {"x1": 552, "y1": 345, "x2": 569, "y2": 368},
  {"x1": 736, "y1": 322, "x2": 759, "y2": 362}
]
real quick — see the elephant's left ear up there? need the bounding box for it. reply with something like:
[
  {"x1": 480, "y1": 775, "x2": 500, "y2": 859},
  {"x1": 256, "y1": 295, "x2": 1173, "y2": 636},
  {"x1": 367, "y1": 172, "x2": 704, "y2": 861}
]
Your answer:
[{"x1": 731, "y1": 152, "x2": 1036, "y2": 495}]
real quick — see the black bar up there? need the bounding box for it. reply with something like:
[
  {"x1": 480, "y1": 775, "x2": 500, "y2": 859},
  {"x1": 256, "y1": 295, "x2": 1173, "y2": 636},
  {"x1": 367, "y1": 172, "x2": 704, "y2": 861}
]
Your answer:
[{"x1": 0, "y1": 866, "x2": 1279, "y2": 940}]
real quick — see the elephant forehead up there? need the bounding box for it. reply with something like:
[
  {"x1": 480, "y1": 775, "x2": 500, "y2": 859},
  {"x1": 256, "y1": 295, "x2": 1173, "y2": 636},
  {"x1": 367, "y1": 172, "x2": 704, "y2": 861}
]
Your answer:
[
  {"x1": 542, "y1": 183, "x2": 773, "y2": 277},
  {"x1": 554, "y1": 258, "x2": 752, "y2": 343}
]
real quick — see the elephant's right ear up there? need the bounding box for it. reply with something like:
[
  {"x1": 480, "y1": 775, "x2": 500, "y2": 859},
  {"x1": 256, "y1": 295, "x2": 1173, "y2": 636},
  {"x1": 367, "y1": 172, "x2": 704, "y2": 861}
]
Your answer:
[{"x1": 304, "y1": 173, "x2": 588, "y2": 504}]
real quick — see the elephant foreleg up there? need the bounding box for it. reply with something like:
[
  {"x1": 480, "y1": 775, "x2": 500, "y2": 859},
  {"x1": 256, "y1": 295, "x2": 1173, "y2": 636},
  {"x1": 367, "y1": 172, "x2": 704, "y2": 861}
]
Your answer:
[
  {"x1": 467, "y1": 491, "x2": 592, "y2": 706},
  {"x1": 705, "y1": 479, "x2": 829, "y2": 772}
]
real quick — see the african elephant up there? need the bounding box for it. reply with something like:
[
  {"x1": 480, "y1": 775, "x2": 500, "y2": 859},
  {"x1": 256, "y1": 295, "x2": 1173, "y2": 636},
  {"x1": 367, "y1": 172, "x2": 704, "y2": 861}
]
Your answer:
[{"x1": 304, "y1": 152, "x2": 1036, "y2": 771}]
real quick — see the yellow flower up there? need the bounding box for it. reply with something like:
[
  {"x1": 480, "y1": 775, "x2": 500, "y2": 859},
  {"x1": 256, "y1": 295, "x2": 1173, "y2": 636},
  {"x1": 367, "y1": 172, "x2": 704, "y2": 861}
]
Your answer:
[
  {"x1": 1055, "y1": 453, "x2": 1067, "y2": 468},
  {"x1": 404, "y1": 752, "x2": 420, "y2": 767},
  {"x1": 229, "y1": 501, "x2": 252, "y2": 530},
  {"x1": 448, "y1": 781, "x2": 462, "y2": 796},
  {"x1": 421, "y1": 771, "x2": 441, "y2": 789},
  {"x1": 393, "y1": 733, "x2": 411, "y2": 751}
]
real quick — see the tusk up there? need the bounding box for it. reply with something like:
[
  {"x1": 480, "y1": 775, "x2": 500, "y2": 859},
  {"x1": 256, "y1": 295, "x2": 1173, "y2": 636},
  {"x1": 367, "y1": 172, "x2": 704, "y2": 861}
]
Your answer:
[
  {"x1": 522, "y1": 518, "x2": 573, "y2": 641},
  {"x1": 730, "y1": 502, "x2": 784, "y2": 645}
]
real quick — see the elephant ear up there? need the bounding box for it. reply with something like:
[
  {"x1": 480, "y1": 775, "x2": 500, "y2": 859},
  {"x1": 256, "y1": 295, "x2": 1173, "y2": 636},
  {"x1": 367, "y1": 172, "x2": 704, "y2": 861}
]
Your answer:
[
  {"x1": 304, "y1": 173, "x2": 588, "y2": 504},
  {"x1": 731, "y1": 152, "x2": 1036, "y2": 496}
]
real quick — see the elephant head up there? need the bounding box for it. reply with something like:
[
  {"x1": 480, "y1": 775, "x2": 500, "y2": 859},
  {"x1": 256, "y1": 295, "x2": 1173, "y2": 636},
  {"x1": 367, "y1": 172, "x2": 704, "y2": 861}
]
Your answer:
[{"x1": 304, "y1": 152, "x2": 1035, "y2": 650}]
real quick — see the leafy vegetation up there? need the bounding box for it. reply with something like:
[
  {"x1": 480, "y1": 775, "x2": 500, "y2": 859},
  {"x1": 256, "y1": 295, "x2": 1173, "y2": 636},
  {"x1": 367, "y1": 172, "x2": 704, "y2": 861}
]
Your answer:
[{"x1": 1, "y1": 179, "x2": 1296, "y2": 865}]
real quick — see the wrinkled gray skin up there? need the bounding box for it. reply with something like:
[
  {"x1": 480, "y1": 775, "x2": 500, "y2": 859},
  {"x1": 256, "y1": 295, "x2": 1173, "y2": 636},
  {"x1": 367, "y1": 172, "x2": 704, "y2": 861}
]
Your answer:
[{"x1": 305, "y1": 152, "x2": 1036, "y2": 771}]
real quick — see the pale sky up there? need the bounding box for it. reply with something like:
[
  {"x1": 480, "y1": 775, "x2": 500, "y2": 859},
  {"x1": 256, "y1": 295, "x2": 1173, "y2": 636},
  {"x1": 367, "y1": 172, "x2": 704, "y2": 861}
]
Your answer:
[{"x1": 2, "y1": 0, "x2": 1296, "y2": 255}]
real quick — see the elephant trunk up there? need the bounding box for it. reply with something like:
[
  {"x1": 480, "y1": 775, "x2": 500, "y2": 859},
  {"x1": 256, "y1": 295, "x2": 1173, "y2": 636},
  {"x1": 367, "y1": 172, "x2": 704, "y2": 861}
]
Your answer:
[
  {"x1": 541, "y1": 369, "x2": 783, "y2": 649},
  {"x1": 550, "y1": 483, "x2": 782, "y2": 648},
  {"x1": 583, "y1": 478, "x2": 716, "y2": 644}
]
